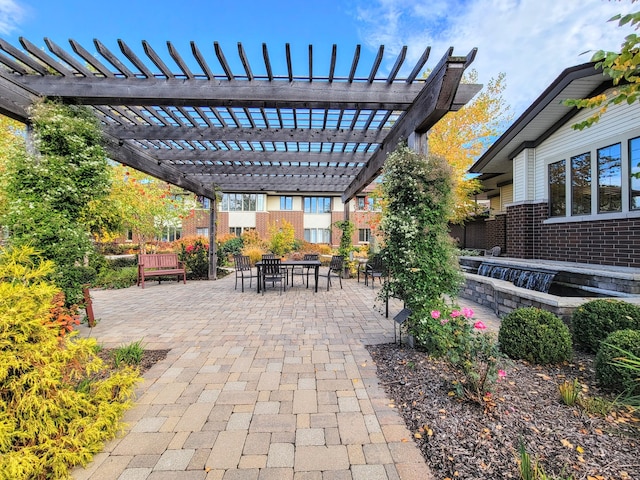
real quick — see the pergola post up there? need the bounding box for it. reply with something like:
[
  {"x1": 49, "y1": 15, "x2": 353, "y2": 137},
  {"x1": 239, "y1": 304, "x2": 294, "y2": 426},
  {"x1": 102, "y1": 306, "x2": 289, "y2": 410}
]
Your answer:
[
  {"x1": 343, "y1": 201, "x2": 350, "y2": 222},
  {"x1": 208, "y1": 195, "x2": 217, "y2": 280},
  {"x1": 408, "y1": 131, "x2": 429, "y2": 156}
]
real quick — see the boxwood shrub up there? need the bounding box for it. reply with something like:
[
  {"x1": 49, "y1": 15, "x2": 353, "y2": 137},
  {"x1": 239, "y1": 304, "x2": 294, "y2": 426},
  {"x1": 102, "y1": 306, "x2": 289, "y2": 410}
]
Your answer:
[
  {"x1": 498, "y1": 307, "x2": 572, "y2": 364},
  {"x1": 572, "y1": 299, "x2": 640, "y2": 353},
  {"x1": 595, "y1": 329, "x2": 640, "y2": 394}
]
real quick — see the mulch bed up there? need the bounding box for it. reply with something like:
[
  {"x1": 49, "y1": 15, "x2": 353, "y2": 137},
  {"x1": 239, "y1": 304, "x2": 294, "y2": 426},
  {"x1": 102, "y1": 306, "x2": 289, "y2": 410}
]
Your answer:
[
  {"x1": 367, "y1": 343, "x2": 640, "y2": 480},
  {"x1": 96, "y1": 349, "x2": 170, "y2": 375}
]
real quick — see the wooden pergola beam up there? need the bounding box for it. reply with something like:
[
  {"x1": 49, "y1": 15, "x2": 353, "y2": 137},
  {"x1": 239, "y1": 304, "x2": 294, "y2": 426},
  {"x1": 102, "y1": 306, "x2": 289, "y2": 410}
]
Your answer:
[
  {"x1": 102, "y1": 133, "x2": 216, "y2": 199},
  {"x1": 15, "y1": 76, "x2": 478, "y2": 110},
  {"x1": 102, "y1": 124, "x2": 387, "y2": 144},
  {"x1": 169, "y1": 163, "x2": 361, "y2": 176},
  {"x1": 342, "y1": 49, "x2": 481, "y2": 202},
  {"x1": 148, "y1": 148, "x2": 371, "y2": 163}
]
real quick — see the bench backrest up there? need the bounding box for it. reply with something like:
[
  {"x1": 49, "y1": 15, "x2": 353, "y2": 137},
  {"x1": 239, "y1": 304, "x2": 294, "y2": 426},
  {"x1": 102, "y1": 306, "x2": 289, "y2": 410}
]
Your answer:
[{"x1": 139, "y1": 253, "x2": 180, "y2": 269}]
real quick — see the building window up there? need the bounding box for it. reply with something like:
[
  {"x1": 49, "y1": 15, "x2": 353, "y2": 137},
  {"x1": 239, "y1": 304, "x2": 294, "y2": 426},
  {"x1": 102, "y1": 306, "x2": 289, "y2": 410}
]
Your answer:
[
  {"x1": 221, "y1": 193, "x2": 264, "y2": 211},
  {"x1": 196, "y1": 196, "x2": 211, "y2": 209},
  {"x1": 126, "y1": 229, "x2": 133, "y2": 241},
  {"x1": 630, "y1": 137, "x2": 640, "y2": 210},
  {"x1": 356, "y1": 196, "x2": 381, "y2": 211},
  {"x1": 358, "y1": 228, "x2": 371, "y2": 242},
  {"x1": 230, "y1": 227, "x2": 243, "y2": 236},
  {"x1": 571, "y1": 152, "x2": 591, "y2": 216},
  {"x1": 196, "y1": 227, "x2": 209, "y2": 237},
  {"x1": 304, "y1": 197, "x2": 331, "y2": 213},
  {"x1": 549, "y1": 160, "x2": 566, "y2": 217},
  {"x1": 304, "y1": 228, "x2": 331, "y2": 243},
  {"x1": 280, "y1": 196, "x2": 293, "y2": 210},
  {"x1": 598, "y1": 143, "x2": 622, "y2": 213},
  {"x1": 159, "y1": 226, "x2": 181, "y2": 242}
]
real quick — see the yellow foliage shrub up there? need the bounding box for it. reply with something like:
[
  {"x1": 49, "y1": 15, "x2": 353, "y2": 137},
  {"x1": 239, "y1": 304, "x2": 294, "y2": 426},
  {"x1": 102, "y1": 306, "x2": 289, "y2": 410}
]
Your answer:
[
  {"x1": 0, "y1": 246, "x2": 141, "y2": 479},
  {"x1": 242, "y1": 245, "x2": 265, "y2": 266}
]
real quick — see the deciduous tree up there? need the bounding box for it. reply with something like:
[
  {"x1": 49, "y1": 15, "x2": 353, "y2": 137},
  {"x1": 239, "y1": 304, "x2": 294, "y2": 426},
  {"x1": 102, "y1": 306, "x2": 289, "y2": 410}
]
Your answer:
[{"x1": 428, "y1": 70, "x2": 511, "y2": 223}]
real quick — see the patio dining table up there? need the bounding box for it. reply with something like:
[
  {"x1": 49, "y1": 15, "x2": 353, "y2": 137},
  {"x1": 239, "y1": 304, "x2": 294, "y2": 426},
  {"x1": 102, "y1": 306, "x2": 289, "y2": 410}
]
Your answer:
[{"x1": 255, "y1": 259, "x2": 322, "y2": 293}]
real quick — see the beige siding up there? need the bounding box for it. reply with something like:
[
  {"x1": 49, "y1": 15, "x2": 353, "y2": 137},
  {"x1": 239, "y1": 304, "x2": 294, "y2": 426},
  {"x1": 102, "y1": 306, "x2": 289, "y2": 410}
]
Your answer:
[
  {"x1": 500, "y1": 184, "x2": 513, "y2": 210},
  {"x1": 535, "y1": 93, "x2": 640, "y2": 203},
  {"x1": 489, "y1": 196, "x2": 501, "y2": 213},
  {"x1": 513, "y1": 151, "x2": 527, "y2": 202}
]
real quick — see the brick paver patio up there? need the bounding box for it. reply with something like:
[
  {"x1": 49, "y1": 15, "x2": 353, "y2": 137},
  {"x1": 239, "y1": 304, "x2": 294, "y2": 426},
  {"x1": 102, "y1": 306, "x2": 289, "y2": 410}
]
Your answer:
[{"x1": 72, "y1": 272, "x2": 499, "y2": 479}]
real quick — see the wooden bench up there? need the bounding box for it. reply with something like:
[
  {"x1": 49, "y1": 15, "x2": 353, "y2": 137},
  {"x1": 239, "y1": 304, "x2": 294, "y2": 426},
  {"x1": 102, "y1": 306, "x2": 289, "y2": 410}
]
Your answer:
[{"x1": 137, "y1": 253, "x2": 186, "y2": 289}]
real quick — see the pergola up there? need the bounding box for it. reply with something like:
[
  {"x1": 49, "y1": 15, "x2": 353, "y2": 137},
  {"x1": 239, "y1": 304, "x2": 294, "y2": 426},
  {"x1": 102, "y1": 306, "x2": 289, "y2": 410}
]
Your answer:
[{"x1": 0, "y1": 37, "x2": 481, "y2": 276}]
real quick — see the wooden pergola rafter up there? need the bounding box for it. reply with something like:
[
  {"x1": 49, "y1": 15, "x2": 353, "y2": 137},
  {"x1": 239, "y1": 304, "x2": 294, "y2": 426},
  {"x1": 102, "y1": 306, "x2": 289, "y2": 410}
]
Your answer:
[{"x1": 0, "y1": 37, "x2": 481, "y2": 201}]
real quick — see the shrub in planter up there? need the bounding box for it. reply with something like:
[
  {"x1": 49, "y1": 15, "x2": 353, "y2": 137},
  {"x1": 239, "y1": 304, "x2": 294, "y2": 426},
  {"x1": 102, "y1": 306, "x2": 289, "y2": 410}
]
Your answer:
[
  {"x1": 498, "y1": 307, "x2": 572, "y2": 364},
  {"x1": 572, "y1": 299, "x2": 640, "y2": 353},
  {"x1": 595, "y1": 329, "x2": 640, "y2": 394}
]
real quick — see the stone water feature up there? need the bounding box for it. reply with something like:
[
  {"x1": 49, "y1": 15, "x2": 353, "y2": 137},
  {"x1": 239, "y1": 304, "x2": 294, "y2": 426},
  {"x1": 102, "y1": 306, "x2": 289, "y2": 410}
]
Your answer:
[{"x1": 459, "y1": 256, "x2": 640, "y2": 322}]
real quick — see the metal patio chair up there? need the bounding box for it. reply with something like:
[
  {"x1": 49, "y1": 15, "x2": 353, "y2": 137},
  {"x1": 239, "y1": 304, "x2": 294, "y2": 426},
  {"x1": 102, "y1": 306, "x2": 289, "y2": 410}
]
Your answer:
[
  {"x1": 233, "y1": 255, "x2": 257, "y2": 292},
  {"x1": 290, "y1": 253, "x2": 320, "y2": 287},
  {"x1": 322, "y1": 255, "x2": 344, "y2": 291},
  {"x1": 261, "y1": 257, "x2": 286, "y2": 295},
  {"x1": 364, "y1": 254, "x2": 386, "y2": 289}
]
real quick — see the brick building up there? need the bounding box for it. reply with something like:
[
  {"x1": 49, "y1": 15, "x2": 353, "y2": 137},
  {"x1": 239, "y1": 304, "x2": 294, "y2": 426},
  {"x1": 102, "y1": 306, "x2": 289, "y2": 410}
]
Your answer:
[
  {"x1": 182, "y1": 191, "x2": 381, "y2": 248},
  {"x1": 470, "y1": 63, "x2": 640, "y2": 268}
]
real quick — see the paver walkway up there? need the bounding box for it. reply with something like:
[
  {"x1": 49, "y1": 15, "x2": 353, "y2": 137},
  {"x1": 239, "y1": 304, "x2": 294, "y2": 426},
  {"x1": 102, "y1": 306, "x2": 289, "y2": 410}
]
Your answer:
[{"x1": 72, "y1": 273, "x2": 500, "y2": 480}]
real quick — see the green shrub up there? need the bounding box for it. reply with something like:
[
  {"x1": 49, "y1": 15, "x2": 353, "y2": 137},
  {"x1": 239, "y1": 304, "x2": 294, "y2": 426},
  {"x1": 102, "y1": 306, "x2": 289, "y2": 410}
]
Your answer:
[
  {"x1": 572, "y1": 299, "x2": 640, "y2": 353},
  {"x1": 94, "y1": 266, "x2": 137, "y2": 289},
  {"x1": 498, "y1": 307, "x2": 572, "y2": 364},
  {"x1": 219, "y1": 236, "x2": 244, "y2": 258},
  {"x1": 595, "y1": 329, "x2": 640, "y2": 394},
  {"x1": 106, "y1": 255, "x2": 138, "y2": 269}
]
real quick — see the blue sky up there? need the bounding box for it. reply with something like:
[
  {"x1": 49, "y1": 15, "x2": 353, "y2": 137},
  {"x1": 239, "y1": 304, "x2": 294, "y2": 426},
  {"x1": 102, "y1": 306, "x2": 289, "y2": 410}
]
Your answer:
[{"x1": 0, "y1": 0, "x2": 634, "y2": 118}]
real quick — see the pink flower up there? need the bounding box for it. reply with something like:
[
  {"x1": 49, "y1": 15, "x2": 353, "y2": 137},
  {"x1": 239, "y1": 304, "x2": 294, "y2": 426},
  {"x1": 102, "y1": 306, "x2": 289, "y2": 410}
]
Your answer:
[
  {"x1": 440, "y1": 318, "x2": 449, "y2": 326},
  {"x1": 461, "y1": 307, "x2": 474, "y2": 318},
  {"x1": 473, "y1": 321, "x2": 487, "y2": 330},
  {"x1": 498, "y1": 370, "x2": 506, "y2": 379},
  {"x1": 431, "y1": 310, "x2": 441, "y2": 319},
  {"x1": 450, "y1": 310, "x2": 461, "y2": 318}
]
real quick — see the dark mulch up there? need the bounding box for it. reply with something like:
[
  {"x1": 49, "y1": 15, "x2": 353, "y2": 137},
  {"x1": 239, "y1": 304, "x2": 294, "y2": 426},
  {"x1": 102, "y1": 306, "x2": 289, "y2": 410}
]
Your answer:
[
  {"x1": 367, "y1": 343, "x2": 640, "y2": 480},
  {"x1": 96, "y1": 349, "x2": 170, "y2": 375}
]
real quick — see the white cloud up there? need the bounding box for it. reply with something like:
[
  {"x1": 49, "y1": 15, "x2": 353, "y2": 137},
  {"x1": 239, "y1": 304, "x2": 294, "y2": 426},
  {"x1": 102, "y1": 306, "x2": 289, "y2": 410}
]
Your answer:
[
  {"x1": 355, "y1": 0, "x2": 634, "y2": 116},
  {"x1": 0, "y1": 0, "x2": 25, "y2": 35}
]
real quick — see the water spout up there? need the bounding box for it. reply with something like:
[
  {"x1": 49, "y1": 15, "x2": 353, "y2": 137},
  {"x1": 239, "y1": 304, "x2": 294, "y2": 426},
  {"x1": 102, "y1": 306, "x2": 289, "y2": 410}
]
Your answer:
[{"x1": 477, "y1": 263, "x2": 556, "y2": 293}]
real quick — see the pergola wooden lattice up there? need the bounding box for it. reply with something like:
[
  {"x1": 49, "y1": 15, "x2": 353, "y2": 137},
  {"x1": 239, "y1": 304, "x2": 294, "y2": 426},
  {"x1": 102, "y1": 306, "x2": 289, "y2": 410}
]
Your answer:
[{"x1": 0, "y1": 38, "x2": 481, "y2": 276}]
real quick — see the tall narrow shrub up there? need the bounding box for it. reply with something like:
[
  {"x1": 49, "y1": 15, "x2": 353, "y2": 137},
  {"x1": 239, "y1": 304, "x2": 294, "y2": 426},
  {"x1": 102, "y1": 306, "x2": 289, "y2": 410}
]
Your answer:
[
  {"x1": 378, "y1": 143, "x2": 462, "y2": 313},
  {"x1": 3, "y1": 101, "x2": 110, "y2": 304}
]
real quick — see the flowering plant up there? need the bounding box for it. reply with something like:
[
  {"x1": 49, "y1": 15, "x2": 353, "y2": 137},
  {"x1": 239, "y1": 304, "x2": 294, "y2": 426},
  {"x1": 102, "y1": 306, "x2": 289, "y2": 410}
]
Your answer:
[
  {"x1": 178, "y1": 237, "x2": 209, "y2": 279},
  {"x1": 412, "y1": 301, "x2": 505, "y2": 409}
]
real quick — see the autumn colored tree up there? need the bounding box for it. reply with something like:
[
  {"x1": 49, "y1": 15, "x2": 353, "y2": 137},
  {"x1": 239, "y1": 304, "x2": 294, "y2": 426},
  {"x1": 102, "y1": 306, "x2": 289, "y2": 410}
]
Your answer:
[
  {"x1": 85, "y1": 163, "x2": 196, "y2": 251},
  {"x1": 565, "y1": 0, "x2": 640, "y2": 129},
  {"x1": 428, "y1": 70, "x2": 511, "y2": 223}
]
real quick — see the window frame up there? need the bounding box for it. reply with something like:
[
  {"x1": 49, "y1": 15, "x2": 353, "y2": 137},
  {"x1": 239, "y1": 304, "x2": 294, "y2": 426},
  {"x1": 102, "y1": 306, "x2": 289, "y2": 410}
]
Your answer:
[{"x1": 597, "y1": 142, "x2": 622, "y2": 213}]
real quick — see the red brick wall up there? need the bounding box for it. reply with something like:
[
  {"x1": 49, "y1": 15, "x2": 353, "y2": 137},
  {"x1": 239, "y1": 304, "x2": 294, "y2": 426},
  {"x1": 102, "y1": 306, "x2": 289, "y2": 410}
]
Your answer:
[
  {"x1": 267, "y1": 211, "x2": 305, "y2": 240},
  {"x1": 506, "y1": 201, "x2": 640, "y2": 267},
  {"x1": 255, "y1": 212, "x2": 269, "y2": 239}
]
